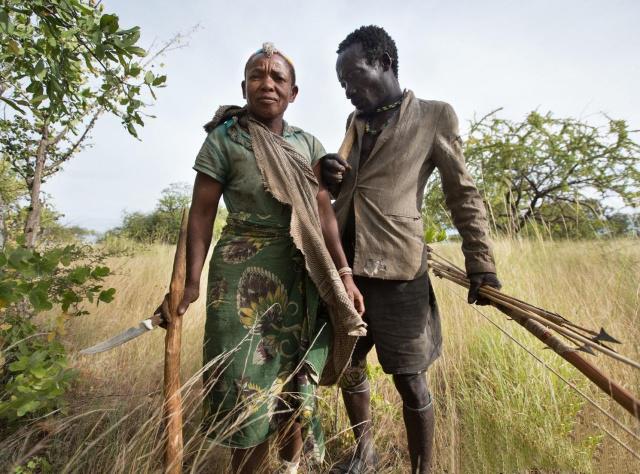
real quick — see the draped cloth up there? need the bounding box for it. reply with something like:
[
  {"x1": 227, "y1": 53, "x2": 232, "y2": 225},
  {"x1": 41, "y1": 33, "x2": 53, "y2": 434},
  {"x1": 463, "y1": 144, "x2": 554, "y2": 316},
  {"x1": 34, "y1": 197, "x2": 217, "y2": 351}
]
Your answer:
[{"x1": 205, "y1": 105, "x2": 366, "y2": 385}]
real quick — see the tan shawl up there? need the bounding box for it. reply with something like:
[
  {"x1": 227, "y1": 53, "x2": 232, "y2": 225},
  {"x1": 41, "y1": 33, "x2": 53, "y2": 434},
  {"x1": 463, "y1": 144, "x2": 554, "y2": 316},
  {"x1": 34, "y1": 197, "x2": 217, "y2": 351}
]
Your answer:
[{"x1": 205, "y1": 106, "x2": 366, "y2": 385}]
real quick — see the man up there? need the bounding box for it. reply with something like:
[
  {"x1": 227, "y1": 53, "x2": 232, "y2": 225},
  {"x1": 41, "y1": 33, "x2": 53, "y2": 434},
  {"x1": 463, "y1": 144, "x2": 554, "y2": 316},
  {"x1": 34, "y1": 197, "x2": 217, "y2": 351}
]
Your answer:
[{"x1": 322, "y1": 26, "x2": 502, "y2": 473}]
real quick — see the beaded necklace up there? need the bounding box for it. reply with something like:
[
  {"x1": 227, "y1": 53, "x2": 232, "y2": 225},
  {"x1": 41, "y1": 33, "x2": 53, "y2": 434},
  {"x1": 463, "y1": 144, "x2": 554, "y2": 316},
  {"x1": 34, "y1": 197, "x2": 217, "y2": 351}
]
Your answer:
[{"x1": 364, "y1": 98, "x2": 403, "y2": 134}]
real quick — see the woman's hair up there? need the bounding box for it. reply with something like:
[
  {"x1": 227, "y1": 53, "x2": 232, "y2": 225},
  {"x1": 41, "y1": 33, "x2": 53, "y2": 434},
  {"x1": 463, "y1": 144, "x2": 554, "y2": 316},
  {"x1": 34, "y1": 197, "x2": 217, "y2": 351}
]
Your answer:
[{"x1": 244, "y1": 42, "x2": 296, "y2": 85}]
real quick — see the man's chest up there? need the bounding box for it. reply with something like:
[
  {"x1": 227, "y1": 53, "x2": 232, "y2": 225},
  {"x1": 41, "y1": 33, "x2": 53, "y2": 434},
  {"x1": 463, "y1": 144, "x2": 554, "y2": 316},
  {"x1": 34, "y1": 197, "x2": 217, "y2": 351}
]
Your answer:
[{"x1": 358, "y1": 134, "x2": 378, "y2": 167}]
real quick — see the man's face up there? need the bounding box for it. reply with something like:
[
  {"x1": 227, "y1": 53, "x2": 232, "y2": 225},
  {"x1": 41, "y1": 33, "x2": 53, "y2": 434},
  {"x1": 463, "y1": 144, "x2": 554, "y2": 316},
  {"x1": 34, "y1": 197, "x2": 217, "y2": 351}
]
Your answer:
[
  {"x1": 242, "y1": 53, "x2": 298, "y2": 122},
  {"x1": 336, "y1": 43, "x2": 388, "y2": 113}
]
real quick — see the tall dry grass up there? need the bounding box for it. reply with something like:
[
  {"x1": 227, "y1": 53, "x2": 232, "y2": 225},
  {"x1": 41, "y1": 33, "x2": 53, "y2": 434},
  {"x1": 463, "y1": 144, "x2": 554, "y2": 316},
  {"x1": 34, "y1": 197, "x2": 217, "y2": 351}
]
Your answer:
[{"x1": 2, "y1": 238, "x2": 639, "y2": 473}]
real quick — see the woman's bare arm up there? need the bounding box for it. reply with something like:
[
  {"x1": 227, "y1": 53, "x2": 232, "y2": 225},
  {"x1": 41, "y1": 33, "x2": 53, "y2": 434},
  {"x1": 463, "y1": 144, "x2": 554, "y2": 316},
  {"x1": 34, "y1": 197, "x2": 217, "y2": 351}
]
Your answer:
[
  {"x1": 177, "y1": 172, "x2": 223, "y2": 315},
  {"x1": 313, "y1": 162, "x2": 365, "y2": 314}
]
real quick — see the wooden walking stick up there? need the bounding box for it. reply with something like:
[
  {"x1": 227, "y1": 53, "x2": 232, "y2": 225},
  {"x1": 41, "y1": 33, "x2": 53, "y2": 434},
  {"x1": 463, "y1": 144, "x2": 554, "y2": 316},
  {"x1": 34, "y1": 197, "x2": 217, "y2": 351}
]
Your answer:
[
  {"x1": 338, "y1": 113, "x2": 357, "y2": 162},
  {"x1": 163, "y1": 208, "x2": 189, "y2": 474}
]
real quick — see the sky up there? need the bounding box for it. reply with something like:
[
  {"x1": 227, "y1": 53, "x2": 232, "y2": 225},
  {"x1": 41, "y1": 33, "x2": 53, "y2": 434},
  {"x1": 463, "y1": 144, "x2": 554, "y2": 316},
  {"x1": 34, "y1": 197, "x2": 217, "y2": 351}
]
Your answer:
[{"x1": 44, "y1": 0, "x2": 640, "y2": 232}]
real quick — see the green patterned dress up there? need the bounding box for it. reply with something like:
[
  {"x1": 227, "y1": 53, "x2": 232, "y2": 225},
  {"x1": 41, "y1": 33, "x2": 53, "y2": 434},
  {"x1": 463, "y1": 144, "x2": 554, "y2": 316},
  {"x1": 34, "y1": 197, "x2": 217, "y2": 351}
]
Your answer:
[{"x1": 193, "y1": 117, "x2": 330, "y2": 457}]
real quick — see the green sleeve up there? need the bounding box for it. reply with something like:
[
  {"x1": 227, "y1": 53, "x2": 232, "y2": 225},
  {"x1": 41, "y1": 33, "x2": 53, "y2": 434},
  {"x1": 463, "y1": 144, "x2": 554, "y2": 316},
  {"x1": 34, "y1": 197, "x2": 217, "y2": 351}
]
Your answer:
[
  {"x1": 193, "y1": 132, "x2": 229, "y2": 184},
  {"x1": 308, "y1": 134, "x2": 327, "y2": 167}
]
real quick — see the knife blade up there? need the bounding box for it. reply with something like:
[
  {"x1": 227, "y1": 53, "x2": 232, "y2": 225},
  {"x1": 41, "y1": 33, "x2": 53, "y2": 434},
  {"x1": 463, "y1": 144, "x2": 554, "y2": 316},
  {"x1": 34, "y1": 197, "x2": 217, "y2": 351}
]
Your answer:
[{"x1": 79, "y1": 313, "x2": 163, "y2": 355}]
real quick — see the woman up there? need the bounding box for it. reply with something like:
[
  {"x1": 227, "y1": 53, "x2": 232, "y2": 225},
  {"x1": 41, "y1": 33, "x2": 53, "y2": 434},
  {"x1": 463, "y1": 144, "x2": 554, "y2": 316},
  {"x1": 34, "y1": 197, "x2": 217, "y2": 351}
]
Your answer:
[{"x1": 167, "y1": 43, "x2": 366, "y2": 473}]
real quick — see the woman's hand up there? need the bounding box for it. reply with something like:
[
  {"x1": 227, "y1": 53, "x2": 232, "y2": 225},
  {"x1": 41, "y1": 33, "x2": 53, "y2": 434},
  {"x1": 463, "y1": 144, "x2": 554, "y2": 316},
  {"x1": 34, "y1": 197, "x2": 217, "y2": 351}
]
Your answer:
[
  {"x1": 341, "y1": 274, "x2": 365, "y2": 316},
  {"x1": 153, "y1": 282, "x2": 200, "y2": 329},
  {"x1": 177, "y1": 282, "x2": 200, "y2": 316}
]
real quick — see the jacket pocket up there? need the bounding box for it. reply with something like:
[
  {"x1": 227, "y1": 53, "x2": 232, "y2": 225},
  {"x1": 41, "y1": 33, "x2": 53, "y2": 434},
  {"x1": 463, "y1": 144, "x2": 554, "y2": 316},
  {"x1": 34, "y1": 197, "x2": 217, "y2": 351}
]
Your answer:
[
  {"x1": 383, "y1": 212, "x2": 424, "y2": 239},
  {"x1": 383, "y1": 211, "x2": 422, "y2": 222}
]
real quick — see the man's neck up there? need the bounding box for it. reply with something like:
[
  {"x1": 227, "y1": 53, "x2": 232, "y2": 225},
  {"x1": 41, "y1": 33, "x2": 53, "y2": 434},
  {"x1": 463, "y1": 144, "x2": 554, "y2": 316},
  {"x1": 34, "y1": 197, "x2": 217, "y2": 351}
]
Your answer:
[
  {"x1": 378, "y1": 81, "x2": 404, "y2": 107},
  {"x1": 375, "y1": 80, "x2": 403, "y2": 111}
]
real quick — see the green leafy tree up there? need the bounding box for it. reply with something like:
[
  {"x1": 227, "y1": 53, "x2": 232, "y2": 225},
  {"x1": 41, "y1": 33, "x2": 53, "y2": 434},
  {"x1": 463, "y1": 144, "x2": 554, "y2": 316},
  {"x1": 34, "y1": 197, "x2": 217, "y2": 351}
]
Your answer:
[
  {"x1": 0, "y1": 158, "x2": 26, "y2": 248},
  {"x1": 0, "y1": 0, "x2": 172, "y2": 247},
  {"x1": 423, "y1": 110, "x2": 640, "y2": 238},
  {"x1": 105, "y1": 182, "x2": 230, "y2": 244},
  {"x1": 152, "y1": 182, "x2": 192, "y2": 241},
  {"x1": 108, "y1": 182, "x2": 193, "y2": 243}
]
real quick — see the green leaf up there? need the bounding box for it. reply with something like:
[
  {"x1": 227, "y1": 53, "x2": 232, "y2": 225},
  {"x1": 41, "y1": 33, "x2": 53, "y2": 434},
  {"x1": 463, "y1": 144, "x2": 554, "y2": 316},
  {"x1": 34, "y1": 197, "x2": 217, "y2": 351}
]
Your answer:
[
  {"x1": 9, "y1": 356, "x2": 29, "y2": 372},
  {"x1": 0, "y1": 8, "x2": 9, "y2": 32},
  {"x1": 60, "y1": 251, "x2": 73, "y2": 267},
  {"x1": 69, "y1": 266, "x2": 91, "y2": 284},
  {"x1": 29, "y1": 288, "x2": 53, "y2": 312},
  {"x1": 0, "y1": 281, "x2": 18, "y2": 307},
  {"x1": 99, "y1": 14, "x2": 120, "y2": 34},
  {"x1": 0, "y1": 96, "x2": 26, "y2": 114},
  {"x1": 152, "y1": 75, "x2": 167, "y2": 86},
  {"x1": 98, "y1": 288, "x2": 116, "y2": 304},
  {"x1": 121, "y1": 28, "x2": 141, "y2": 47},
  {"x1": 127, "y1": 46, "x2": 147, "y2": 57},
  {"x1": 34, "y1": 60, "x2": 46, "y2": 79},
  {"x1": 95, "y1": 44, "x2": 105, "y2": 59},
  {"x1": 30, "y1": 366, "x2": 48, "y2": 379},
  {"x1": 7, "y1": 39, "x2": 23, "y2": 56},
  {"x1": 61, "y1": 290, "x2": 80, "y2": 312},
  {"x1": 8, "y1": 247, "x2": 32, "y2": 270},
  {"x1": 26, "y1": 80, "x2": 43, "y2": 95},
  {"x1": 128, "y1": 64, "x2": 141, "y2": 77},
  {"x1": 91, "y1": 266, "x2": 110, "y2": 278},
  {"x1": 31, "y1": 95, "x2": 49, "y2": 106},
  {"x1": 16, "y1": 400, "x2": 40, "y2": 417},
  {"x1": 144, "y1": 70, "x2": 154, "y2": 85},
  {"x1": 126, "y1": 123, "x2": 139, "y2": 138}
]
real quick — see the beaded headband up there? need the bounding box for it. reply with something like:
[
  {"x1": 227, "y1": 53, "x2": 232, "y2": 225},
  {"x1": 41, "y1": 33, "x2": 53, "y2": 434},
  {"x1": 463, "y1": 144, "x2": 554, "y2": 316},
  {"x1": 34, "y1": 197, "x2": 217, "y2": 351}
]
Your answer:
[{"x1": 249, "y1": 42, "x2": 295, "y2": 70}]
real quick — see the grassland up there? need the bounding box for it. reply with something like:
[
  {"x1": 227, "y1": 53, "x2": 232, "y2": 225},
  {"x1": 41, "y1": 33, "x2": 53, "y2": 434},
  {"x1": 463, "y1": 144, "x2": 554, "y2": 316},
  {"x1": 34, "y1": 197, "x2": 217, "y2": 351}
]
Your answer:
[{"x1": 3, "y1": 238, "x2": 639, "y2": 473}]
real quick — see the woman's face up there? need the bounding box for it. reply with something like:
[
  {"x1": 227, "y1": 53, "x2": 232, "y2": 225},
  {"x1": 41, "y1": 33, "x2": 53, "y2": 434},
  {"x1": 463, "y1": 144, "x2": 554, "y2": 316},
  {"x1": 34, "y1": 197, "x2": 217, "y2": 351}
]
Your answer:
[{"x1": 242, "y1": 53, "x2": 298, "y2": 123}]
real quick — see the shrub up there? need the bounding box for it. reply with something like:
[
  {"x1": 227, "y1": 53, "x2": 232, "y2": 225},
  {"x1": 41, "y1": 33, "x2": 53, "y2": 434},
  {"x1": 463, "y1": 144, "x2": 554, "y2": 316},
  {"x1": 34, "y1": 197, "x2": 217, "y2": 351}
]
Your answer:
[{"x1": 0, "y1": 243, "x2": 115, "y2": 423}]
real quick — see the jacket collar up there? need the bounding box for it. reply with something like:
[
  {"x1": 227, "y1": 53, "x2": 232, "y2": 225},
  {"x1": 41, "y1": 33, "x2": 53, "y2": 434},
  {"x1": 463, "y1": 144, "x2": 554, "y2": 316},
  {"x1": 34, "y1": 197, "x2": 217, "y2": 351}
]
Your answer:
[{"x1": 354, "y1": 89, "x2": 416, "y2": 163}]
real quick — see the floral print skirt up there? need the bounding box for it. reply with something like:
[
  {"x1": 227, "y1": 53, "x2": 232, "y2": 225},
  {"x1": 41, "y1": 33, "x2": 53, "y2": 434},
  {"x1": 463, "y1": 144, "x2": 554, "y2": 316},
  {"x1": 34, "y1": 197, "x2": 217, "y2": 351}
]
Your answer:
[{"x1": 202, "y1": 214, "x2": 330, "y2": 459}]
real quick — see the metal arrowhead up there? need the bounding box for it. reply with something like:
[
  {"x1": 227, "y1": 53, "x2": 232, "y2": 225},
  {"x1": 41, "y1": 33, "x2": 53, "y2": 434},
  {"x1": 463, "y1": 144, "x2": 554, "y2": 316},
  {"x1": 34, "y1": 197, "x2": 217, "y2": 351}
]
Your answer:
[
  {"x1": 594, "y1": 327, "x2": 621, "y2": 344},
  {"x1": 576, "y1": 344, "x2": 596, "y2": 355},
  {"x1": 79, "y1": 317, "x2": 158, "y2": 355}
]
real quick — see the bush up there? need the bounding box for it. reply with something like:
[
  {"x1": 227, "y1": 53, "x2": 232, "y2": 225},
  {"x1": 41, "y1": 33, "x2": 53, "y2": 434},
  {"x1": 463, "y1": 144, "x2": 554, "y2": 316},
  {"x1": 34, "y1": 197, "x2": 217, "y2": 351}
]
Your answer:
[
  {"x1": 0, "y1": 315, "x2": 74, "y2": 421},
  {"x1": 0, "y1": 243, "x2": 115, "y2": 423}
]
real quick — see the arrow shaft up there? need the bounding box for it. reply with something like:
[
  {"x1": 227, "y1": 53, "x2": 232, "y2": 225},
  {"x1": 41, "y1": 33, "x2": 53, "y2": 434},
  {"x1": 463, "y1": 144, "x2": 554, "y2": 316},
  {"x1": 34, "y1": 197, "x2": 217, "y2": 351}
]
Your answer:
[
  {"x1": 501, "y1": 304, "x2": 640, "y2": 421},
  {"x1": 428, "y1": 253, "x2": 640, "y2": 420}
]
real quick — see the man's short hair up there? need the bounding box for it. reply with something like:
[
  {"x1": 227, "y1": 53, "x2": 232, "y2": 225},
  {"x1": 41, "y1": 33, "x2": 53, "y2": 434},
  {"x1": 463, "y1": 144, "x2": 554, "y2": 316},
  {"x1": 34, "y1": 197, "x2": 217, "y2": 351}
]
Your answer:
[{"x1": 337, "y1": 25, "x2": 399, "y2": 78}]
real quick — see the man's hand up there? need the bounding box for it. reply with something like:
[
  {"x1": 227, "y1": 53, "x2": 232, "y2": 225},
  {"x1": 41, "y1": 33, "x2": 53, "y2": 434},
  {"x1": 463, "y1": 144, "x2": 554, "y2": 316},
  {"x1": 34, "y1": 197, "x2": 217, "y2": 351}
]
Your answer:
[
  {"x1": 153, "y1": 283, "x2": 200, "y2": 329},
  {"x1": 468, "y1": 272, "x2": 501, "y2": 305},
  {"x1": 321, "y1": 153, "x2": 351, "y2": 186}
]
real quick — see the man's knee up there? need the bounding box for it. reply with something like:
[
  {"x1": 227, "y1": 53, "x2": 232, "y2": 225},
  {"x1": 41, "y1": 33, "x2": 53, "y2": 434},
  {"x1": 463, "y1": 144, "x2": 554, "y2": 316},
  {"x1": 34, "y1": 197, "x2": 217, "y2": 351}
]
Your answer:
[{"x1": 392, "y1": 372, "x2": 431, "y2": 409}]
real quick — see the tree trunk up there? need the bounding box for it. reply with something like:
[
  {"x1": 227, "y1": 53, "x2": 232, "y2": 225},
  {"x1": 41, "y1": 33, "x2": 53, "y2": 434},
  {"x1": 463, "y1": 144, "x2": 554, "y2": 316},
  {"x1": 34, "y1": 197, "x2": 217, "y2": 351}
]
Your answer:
[{"x1": 24, "y1": 127, "x2": 49, "y2": 248}]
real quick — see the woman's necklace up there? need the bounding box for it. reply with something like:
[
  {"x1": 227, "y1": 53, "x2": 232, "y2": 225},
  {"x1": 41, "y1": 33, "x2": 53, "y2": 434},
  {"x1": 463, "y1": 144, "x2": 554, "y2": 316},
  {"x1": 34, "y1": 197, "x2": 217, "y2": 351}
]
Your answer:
[{"x1": 364, "y1": 98, "x2": 403, "y2": 135}]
